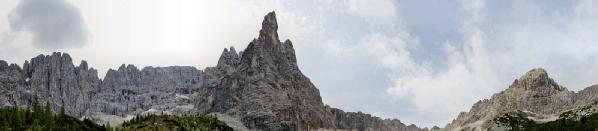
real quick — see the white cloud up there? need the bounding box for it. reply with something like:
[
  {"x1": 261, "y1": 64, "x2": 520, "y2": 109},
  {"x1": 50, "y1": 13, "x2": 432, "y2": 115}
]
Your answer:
[
  {"x1": 366, "y1": 28, "x2": 499, "y2": 125},
  {"x1": 377, "y1": 0, "x2": 598, "y2": 127},
  {"x1": 343, "y1": 0, "x2": 397, "y2": 18},
  {"x1": 8, "y1": 0, "x2": 89, "y2": 49}
]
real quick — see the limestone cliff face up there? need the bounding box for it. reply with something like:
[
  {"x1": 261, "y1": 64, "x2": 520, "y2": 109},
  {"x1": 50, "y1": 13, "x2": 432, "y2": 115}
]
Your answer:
[
  {"x1": 22, "y1": 53, "x2": 100, "y2": 116},
  {"x1": 0, "y1": 60, "x2": 26, "y2": 107},
  {"x1": 91, "y1": 65, "x2": 203, "y2": 116},
  {"x1": 445, "y1": 68, "x2": 598, "y2": 131},
  {"x1": 0, "y1": 53, "x2": 202, "y2": 117},
  {"x1": 0, "y1": 12, "x2": 425, "y2": 131},
  {"x1": 330, "y1": 107, "x2": 426, "y2": 131}
]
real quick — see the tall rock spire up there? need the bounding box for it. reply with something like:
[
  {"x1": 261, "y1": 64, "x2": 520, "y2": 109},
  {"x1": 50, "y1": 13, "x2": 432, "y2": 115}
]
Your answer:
[
  {"x1": 258, "y1": 11, "x2": 280, "y2": 44},
  {"x1": 238, "y1": 11, "x2": 299, "y2": 73}
]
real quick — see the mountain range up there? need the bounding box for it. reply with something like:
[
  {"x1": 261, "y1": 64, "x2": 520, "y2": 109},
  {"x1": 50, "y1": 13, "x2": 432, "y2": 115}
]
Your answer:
[
  {"x1": 0, "y1": 12, "x2": 426, "y2": 131},
  {"x1": 1, "y1": 11, "x2": 598, "y2": 131}
]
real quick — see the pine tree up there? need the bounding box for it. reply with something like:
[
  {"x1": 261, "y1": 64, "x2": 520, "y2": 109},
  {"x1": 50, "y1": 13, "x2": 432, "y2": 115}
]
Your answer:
[
  {"x1": 32, "y1": 118, "x2": 41, "y2": 131},
  {"x1": 106, "y1": 122, "x2": 113, "y2": 131},
  {"x1": 43, "y1": 102, "x2": 54, "y2": 129},
  {"x1": 32, "y1": 96, "x2": 42, "y2": 121},
  {"x1": 1, "y1": 120, "x2": 8, "y2": 131},
  {"x1": 59, "y1": 105, "x2": 66, "y2": 117},
  {"x1": 13, "y1": 105, "x2": 24, "y2": 130}
]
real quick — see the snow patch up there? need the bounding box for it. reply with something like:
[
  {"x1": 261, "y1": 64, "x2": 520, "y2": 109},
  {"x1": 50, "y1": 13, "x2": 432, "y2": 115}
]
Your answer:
[
  {"x1": 521, "y1": 110, "x2": 558, "y2": 123},
  {"x1": 142, "y1": 108, "x2": 171, "y2": 115},
  {"x1": 211, "y1": 113, "x2": 250, "y2": 131},
  {"x1": 529, "y1": 115, "x2": 558, "y2": 123},
  {"x1": 142, "y1": 108, "x2": 161, "y2": 114},
  {"x1": 175, "y1": 104, "x2": 194, "y2": 110},
  {"x1": 86, "y1": 112, "x2": 135, "y2": 127},
  {"x1": 175, "y1": 94, "x2": 190, "y2": 100}
]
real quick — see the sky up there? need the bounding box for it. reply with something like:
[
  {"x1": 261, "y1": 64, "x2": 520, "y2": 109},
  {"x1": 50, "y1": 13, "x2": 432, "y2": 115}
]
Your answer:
[{"x1": 1, "y1": 0, "x2": 598, "y2": 128}]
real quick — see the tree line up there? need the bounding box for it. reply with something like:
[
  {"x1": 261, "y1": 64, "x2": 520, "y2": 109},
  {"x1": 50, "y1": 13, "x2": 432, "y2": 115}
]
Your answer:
[
  {"x1": 0, "y1": 97, "x2": 110, "y2": 130},
  {"x1": 0, "y1": 97, "x2": 232, "y2": 131}
]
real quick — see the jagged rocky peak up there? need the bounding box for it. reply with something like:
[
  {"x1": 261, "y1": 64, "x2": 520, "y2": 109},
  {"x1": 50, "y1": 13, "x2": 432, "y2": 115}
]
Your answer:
[
  {"x1": 117, "y1": 64, "x2": 139, "y2": 71},
  {"x1": 24, "y1": 52, "x2": 73, "y2": 74},
  {"x1": 104, "y1": 64, "x2": 141, "y2": 83},
  {"x1": 217, "y1": 46, "x2": 240, "y2": 67},
  {"x1": 510, "y1": 68, "x2": 565, "y2": 91},
  {"x1": 0, "y1": 60, "x2": 20, "y2": 70},
  {"x1": 259, "y1": 11, "x2": 279, "y2": 43},
  {"x1": 79, "y1": 60, "x2": 89, "y2": 70},
  {"x1": 7, "y1": 52, "x2": 103, "y2": 116},
  {"x1": 22, "y1": 52, "x2": 99, "y2": 79},
  {"x1": 0, "y1": 60, "x2": 7, "y2": 67},
  {"x1": 445, "y1": 68, "x2": 576, "y2": 130},
  {"x1": 0, "y1": 59, "x2": 22, "y2": 88},
  {"x1": 519, "y1": 68, "x2": 549, "y2": 83},
  {"x1": 239, "y1": 11, "x2": 299, "y2": 73}
]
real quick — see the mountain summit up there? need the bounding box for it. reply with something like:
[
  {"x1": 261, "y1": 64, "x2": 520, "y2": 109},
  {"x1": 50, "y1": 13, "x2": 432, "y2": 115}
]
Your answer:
[
  {"x1": 445, "y1": 68, "x2": 598, "y2": 130},
  {"x1": 259, "y1": 11, "x2": 280, "y2": 44},
  {"x1": 510, "y1": 68, "x2": 565, "y2": 91},
  {"x1": 239, "y1": 11, "x2": 299, "y2": 74}
]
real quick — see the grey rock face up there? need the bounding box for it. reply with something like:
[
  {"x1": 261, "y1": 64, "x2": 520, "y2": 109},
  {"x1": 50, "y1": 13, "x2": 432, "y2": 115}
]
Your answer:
[
  {"x1": 24, "y1": 53, "x2": 101, "y2": 117},
  {"x1": 330, "y1": 107, "x2": 419, "y2": 131},
  {"x1": 91, "y1": 65, "x2": 203, "y2": 116},
  {"x1": 573, "y1": 85, "x2": 598, "y2": 106},
  {"x1": 197, "y1": 12, "x2": 333, "y2": 130},
  {"x1": 0, "y1": 60, "x2": 25, "y2": 107},
  {"x1": 0, "y1": 11, "x2": 425, "y2": 131},
  {"x1": 445, "y1": 68, "x2": 598, "y2": 131},
  {"x1": 0, "y1": 53, "x2": 203, "y2": 118},
  {"x1": 0, "y1": 52, "x2": 101, "y2": 116},
  {"x1": 202, "y1": 47, "x2": 239, "y2": 89}
]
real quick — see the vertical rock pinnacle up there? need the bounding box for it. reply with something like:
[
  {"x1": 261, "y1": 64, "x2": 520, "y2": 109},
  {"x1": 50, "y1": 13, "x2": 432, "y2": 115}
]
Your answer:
[{"x1": 258, "y1": 11, "x2": 280, "y2": 45}]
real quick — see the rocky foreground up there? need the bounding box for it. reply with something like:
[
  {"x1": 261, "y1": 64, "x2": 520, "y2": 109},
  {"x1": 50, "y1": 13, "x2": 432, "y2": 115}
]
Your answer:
[{"x1": 0, "y1": 12, "x2": 427, "y2": 131}]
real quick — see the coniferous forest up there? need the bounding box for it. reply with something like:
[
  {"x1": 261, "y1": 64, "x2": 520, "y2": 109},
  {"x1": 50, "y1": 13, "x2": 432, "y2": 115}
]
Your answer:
[
  {"x1": 0, "y1": 97, "x2": 231, "y2": 131},
  {"x1": 0, "y1": 97, "x2": 109, "y2": 130},
  {"x1": 121, "y1": 114, "x2": 233, "y2": 131},
  {"x1": 495, "y1": 112, "x2": 598, "y2": 131}
]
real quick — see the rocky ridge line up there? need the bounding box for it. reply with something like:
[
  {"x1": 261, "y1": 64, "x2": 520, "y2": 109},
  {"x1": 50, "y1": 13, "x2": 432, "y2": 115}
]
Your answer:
[{"x1": 445, "y1": 68, "x2": 598, "y2": 131}]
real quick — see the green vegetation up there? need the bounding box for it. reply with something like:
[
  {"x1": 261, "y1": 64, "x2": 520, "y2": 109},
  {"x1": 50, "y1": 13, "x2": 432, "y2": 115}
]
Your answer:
[
  {"x1": 0, "y1": 97, "x2": 110, "y2": 131},
  {"x1": 494, "y1": 113, "x2": 537, "y2": 131},
  {"x1": 0, "y1": 97, "x2": 231, "y2": 131},
  {"x1": 495, "y1": 112, "x2": 598, "y2": 131},
  {"x1": 121, "y1": 114, "x2": 233, "y2": 131}
]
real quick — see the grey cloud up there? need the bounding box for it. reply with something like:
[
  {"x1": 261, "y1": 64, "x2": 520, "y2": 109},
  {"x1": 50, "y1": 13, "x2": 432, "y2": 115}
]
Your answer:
[{"x1": 8, "y1": 0, "x2": 89, "y2": 49}]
